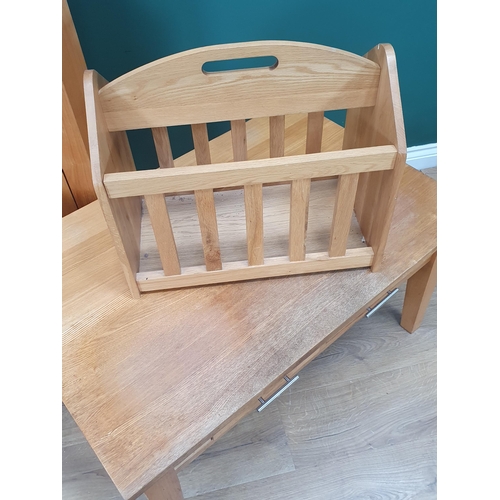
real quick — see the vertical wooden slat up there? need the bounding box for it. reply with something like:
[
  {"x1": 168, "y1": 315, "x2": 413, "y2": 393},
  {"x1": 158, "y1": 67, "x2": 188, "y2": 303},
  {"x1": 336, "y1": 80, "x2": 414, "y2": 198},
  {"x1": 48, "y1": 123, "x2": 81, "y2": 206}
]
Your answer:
[
  {"x1": 362, "y1": 170, "x2": 384, "y2": 243},
  {"x1": 144, "y1": 194, "x2": 180, "y2": 275},
  {"x1": 232, "y1": 120, "x2": 264, "y2": 266},
  {"x1": 152, "y1": 127, "x2": 175, "y2": 168},
  {"x1": 328, "y1": 173, "x2": 359, "y2": 257},
  {"x1": 244, "y1": 185, "x2": 264, "y2": 265},
  {"x1": 306, "y1": 111, "x2": 324, "y2": 154},
  {"x1": 230, "y1": 120, "x2": 247, "y2": 161},
  {"x1": 353, "y1": 172, "x2": 368, "y2": 228},
  {"x1": 269, "y1": 115, "x2": 287, "y2": 260},
  {"x1": 271, "y1": 114, "x2": 311, "y2": 261},
  {"x1": 286, "y1": 111, "x2": 322, "y2": 262},
  {"x1": 269, "y1": 115, "x2": 285, "y2": 157},
  {"x1": 191, "y1": 123, "x2": 222, "y2": 271},
  {"x1": 194, "y1": 190, "x2": 222, "y2": 271},
  {"x1": 192, "y1": 123, "x2": 212, "y2": 165},
  {"x1": 289, "y1": 179, "x2": 311, "y2": 261}
]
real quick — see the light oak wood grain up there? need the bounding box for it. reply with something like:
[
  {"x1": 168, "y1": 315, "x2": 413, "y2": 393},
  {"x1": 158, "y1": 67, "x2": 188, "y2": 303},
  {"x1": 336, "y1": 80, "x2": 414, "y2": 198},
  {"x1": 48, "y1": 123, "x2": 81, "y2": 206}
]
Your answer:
[
  {"x1": 83, "y1": 70, "x2": 142, "y2": 298},
  {"x1": 289, "y1": 179, "x2": 311, "y2": 261},
  {"x1": 63, "y1": 83, "x2": 95, "y2": 208},
  {"x1": 67, "y1": 71, "x2": 432, "y2": 498},
  {"x1": 86, "y1": 42, "x2": 407, "y2": 295},
  {"x1": 138, "y1": 179, "x2": 367, "y2": 273},
  {"x1": 192, "y1": 123, "x2": 222, "y2": 271},
  {"x1": 62, "y1": 0, "x2": 89, "y2": 150},
  {"x1": 137, "y1": 118, "x2": 367, "y2": 275},
  {"x1": 63, "y1": 171, "x2": 77, "y2": 217},
  {"x1": 193, "y1": 189, "x2": 222, "y2": 271},
  {"x1": 343, "y1": 44, "x2": 406, "y2": 271},
  {"x1": 144, "y1": 469, "x2": 183, "y2": 500},
  {"x1": 244, "y1": 184, "x2": 264, "y2": 265},
  {"x1": 191, "y1": 123, "x2": 212, "y2": 166},
  {"x1": 98, "y1": 112, "x2": 394, "y2": 291},
  {"x1": 144, "y1": 194, "x2": 180, "y2": 276},
  {"x1": 63, "y1": 162, "x2": 435, "y2": 499},
  {"x1": 62, "y1": 0, "x2": 97, "y2": 215},
  {"x1": 152, "y1": 127, "x2": 175, "y2": 169},
  {"x1": 328, "y1": 173, "x2": 359, "y2": 256},
  {"x1": 181, "y1": 284, "x2": 436, "y2": 500},
  {"x1": 99, "y1": 41, "x2": 381, "y2": 130},
  {"x1": 174, "y1": 114, "x2": 295, "y2": 168},
  {"x1": 63, "y1": 284, "x2": 436, "y2": 500},
  {"x1": 231, "y1": 120, "x2": 264, "y2": 266},
  {"x1": 172, "y1": 114, "x2": 322, "y2": 168},
  {"x1": 269, "y1": 115, "x2": 285, "y2": 158},
  {"x1": 357, "y1": 168, "x2": 383, "y2": 244},
  {"x1": 230, "y1": 119, "x2": 247, "y2": 162},
  {"x1": 305, "y1": 111, "x2": 324, "y2": 154},
  {"x1": 62, "y1": 154, "x2": 435, "y2": 500},
  {"x1": 103, "y1": 146, "x2": 396, "y2": 198},
  {"x1": 137, "y1": 248, "x2": 373, "y2": 291},
  {"x1": 401, "y1": 251, "x2": 437, "y2": 333}
]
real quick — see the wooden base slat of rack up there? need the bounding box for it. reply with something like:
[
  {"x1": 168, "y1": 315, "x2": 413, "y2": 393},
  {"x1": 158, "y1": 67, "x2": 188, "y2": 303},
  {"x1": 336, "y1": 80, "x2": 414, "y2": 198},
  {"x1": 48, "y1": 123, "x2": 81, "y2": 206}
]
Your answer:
[{"x1": 136, "y1": 247, "x2": 373, "y2": 291}]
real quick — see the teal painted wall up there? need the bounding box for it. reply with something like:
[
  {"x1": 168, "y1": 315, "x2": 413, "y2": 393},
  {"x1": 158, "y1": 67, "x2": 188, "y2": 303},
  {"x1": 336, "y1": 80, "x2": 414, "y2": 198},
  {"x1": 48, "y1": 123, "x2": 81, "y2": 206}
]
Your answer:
[{"x1": 68, "y1": 0, "x2": 436, "y2": 170}]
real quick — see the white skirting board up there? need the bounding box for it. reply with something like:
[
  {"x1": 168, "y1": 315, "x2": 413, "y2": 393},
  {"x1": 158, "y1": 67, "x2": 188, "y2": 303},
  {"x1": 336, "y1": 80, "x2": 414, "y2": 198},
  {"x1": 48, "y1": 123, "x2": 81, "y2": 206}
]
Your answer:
[{"x1": 406, "y1": 143, "x2": 437, "y2": 170}]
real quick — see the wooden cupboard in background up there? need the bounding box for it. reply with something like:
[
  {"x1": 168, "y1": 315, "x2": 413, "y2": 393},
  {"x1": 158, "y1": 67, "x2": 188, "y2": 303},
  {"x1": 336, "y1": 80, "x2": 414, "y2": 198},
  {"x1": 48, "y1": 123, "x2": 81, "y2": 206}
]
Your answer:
[{"x1": 62, "y1": 0, "x2": 96, "y2": 216}]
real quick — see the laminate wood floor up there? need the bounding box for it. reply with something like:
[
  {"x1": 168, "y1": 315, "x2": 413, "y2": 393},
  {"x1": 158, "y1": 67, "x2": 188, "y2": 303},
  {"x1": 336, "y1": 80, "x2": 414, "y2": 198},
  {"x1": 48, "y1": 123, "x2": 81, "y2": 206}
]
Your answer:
[{"x1": 62, "y1": 166, "x2": 437, "y2": 500}]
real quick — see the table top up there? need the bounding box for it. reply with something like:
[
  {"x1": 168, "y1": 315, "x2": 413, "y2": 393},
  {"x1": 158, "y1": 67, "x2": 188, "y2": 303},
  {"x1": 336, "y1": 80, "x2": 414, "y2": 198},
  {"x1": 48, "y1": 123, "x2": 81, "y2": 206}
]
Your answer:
[{"x1": 62, "y1": 118, "x2": 436, "y2": 500}]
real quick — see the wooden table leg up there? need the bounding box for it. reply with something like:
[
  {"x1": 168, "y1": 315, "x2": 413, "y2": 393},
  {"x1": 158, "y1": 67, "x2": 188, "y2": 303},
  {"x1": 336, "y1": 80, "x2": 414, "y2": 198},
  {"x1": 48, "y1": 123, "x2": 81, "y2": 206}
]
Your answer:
[
  {"x1": 145, "y1": 468, "x2": 184, "y2": 500},
  {"x1": 400, "y1": 252, "x2": 437, "y2": 333}
]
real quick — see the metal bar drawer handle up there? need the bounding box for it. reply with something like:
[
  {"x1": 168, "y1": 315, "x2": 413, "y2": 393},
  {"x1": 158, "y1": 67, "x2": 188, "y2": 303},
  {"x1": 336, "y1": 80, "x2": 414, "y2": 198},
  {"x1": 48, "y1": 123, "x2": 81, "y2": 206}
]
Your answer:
[
  {"x1": 366, "y1": 288, "x2": 399, "y2": 318},
  {"x1": 257, "y1": 375, "x2": 299, "y2": 412}
]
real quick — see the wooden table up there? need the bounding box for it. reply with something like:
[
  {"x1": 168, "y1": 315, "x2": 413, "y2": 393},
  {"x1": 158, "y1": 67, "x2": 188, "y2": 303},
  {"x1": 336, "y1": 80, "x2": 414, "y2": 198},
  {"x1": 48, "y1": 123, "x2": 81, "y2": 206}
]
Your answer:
[{"x1": 62, "y1": 119, "x2": 436, "y2": 500}]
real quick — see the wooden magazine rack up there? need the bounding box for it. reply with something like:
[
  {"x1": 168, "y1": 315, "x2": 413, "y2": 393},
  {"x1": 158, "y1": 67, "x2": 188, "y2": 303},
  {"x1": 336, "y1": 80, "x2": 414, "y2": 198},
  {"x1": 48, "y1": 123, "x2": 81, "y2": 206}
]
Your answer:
[{"x1": 84, "y1": 41, "x2": 406, "y2": 298}]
